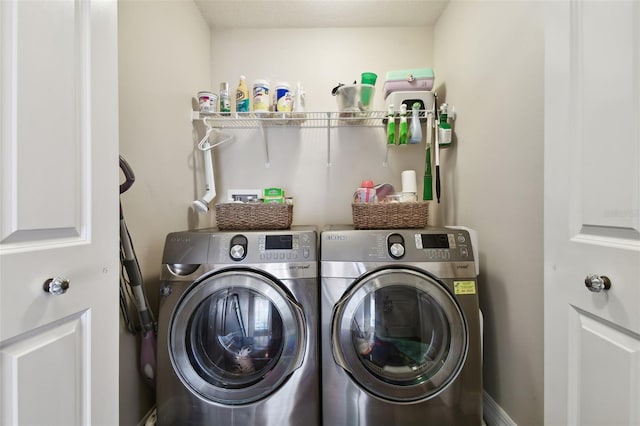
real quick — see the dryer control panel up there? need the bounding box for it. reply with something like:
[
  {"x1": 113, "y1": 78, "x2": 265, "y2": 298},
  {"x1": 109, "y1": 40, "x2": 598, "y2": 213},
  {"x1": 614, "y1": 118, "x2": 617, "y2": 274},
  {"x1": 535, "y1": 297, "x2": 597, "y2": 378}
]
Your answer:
[
  {"x1": 412, "y1": 231, "x2": 472, "y2": 261},
  {"x1": 257, "y1": 233, "x2": 313, "y2": 261},
  {"x1": 321, "y1": 226, "x2": 477, "y2": 280},
  {"x1": 321, "y1": 227, "x2": 473, "y2": 263},
  {"x1": 378, "y1": 230, "x2": 472, "y2": 262}
]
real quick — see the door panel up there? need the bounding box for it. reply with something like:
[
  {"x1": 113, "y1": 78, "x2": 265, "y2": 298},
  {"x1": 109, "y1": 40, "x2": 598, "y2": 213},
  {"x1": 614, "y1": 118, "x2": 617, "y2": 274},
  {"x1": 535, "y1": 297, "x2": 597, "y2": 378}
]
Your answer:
[
  {"x1": 1, "y1": 313, "x2": 88, "y2": 425},
  {"x1": 580, "y1": 1, "x2": 639, "y2": 234},
  {"x1": 2, "y1": 0, "x2": 86, "y2": 244},
  {"x1": 0, "y1": 0, "x2": 119, "y2": 424},
  {"x1": 545, "y1": 0, "x2": 640, "y2": 424},
  {"x1": 567, "y1": 308, "x2": 640, "y2": 425}
]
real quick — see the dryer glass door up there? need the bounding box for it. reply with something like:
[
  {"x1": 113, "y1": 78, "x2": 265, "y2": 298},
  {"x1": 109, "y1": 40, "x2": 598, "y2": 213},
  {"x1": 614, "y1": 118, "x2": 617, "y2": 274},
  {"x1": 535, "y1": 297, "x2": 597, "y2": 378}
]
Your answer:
[
  {"x1": 170, "y1": 269, "x2": 305, "y2": 404},
  {"x1": 332, "y1": 268, "x2": 468, "y2": 402}
]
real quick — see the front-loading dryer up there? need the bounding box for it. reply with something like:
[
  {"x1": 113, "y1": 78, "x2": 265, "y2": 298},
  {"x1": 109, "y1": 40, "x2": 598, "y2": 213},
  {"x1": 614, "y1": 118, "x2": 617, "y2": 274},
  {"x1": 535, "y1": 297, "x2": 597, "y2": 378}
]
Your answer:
[
  {"x1": 320, "y1": 226, "x2": 482, "y2": 426},
  {"x1": 157, "y1": 226, "x2": 319, "y2": 426}
]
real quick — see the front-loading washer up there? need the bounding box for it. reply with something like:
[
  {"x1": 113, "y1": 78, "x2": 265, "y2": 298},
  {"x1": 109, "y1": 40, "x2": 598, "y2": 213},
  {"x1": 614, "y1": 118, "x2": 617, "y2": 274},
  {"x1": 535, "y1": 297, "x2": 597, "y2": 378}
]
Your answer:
[
  {"x1": 320, "y1": 226, "x2": 482, "y2": 425},
  {"x1": 157, "y1": 226, "x2": 319, "y2": 426}
]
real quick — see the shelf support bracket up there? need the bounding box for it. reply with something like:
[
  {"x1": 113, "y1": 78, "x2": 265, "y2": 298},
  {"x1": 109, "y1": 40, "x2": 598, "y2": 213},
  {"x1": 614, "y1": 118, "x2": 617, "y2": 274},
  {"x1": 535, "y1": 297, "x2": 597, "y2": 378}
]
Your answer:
[
  {"x1": 326, "y1": 112, "x2": 332, "y2": 167},
  {"x1": 259, "y1": 123, "x2": 270, "y2": 168}
]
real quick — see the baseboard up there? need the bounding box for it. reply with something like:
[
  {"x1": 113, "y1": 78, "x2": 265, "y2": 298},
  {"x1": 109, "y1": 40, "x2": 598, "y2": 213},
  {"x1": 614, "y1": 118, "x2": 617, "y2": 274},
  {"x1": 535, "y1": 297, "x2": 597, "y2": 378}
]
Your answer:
[
  {"x1": 144, "y1": 393, "x2": 509, "y2": 425},
  {"x1": 143, "y1": 394, "x2": 511, "y2": 425},
  {"x1": 483, "y1": 390, "x2": 517, "y2": 426},
  {"x1": 137, "y1": 406, "x2": 157, "y2": 426}
]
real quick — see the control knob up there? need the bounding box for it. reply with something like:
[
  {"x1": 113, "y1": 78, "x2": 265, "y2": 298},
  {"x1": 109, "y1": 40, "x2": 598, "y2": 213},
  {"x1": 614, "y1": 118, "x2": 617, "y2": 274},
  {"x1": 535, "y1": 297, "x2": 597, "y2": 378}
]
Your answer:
[
  {"x1": 387, "y1": 233, "x2": 405, "y2": 259},
  {"x1": 389, "y1": 243, "x2": 405, "y2": 258},
  {"x1": 230, "y1": 244, "x2": 245, "y2": 260}
]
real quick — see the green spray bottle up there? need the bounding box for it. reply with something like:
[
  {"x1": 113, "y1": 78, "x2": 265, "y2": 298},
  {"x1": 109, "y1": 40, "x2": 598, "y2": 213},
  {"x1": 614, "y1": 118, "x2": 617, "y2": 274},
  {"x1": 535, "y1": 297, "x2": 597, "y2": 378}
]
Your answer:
[
  {"x1": 438, "y1": 103, "x2": 452, "y2": 147},
  {"x1": 386, "y1": 104, "x2": 396, "y2": 145},
  {"x1": 398, "y1": 104, "x2": 408, "y2": 145}
]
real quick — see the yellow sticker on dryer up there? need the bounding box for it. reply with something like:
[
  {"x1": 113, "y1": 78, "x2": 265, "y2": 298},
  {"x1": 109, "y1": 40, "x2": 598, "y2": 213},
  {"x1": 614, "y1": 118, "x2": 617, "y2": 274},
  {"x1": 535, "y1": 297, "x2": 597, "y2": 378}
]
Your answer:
[{"x1": 454, "y1": 281, "x2": 476, "y2": 295}]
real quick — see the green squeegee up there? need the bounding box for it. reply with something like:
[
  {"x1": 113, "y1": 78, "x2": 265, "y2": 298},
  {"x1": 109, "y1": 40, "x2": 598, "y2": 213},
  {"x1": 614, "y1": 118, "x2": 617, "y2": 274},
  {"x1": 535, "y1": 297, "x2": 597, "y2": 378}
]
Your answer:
[{"x1": 423, "y1": 144, "x2": 433, "y2": 201}]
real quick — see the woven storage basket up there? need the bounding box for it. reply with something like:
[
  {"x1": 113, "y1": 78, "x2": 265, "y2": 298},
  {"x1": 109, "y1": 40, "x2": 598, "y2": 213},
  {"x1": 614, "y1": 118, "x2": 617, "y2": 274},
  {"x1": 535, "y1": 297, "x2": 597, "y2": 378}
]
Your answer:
[
  {"x1": 215, "y1": 203, "x2": 293, "y2": 230},
  {"x1": 352, "y1": 202, "x2": 429, "y2": 229}
]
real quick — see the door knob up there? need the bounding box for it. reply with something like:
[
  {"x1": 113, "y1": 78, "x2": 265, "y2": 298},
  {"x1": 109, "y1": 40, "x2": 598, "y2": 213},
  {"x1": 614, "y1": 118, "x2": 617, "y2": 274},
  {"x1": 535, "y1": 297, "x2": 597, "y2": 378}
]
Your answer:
[
  {"x1": 43, "y1": 276, "x2": 70, "y2": 295},
  {"x1": 584, "y1": 274, "x2": 611, "y2": 293}
]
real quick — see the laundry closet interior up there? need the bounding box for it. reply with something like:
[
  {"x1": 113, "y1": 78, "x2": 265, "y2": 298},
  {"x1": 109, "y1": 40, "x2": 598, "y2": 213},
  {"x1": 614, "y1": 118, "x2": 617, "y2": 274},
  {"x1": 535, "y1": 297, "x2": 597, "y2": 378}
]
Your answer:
[{"x1": 118, "y1": 1, "x2": 544, "y2": 425}]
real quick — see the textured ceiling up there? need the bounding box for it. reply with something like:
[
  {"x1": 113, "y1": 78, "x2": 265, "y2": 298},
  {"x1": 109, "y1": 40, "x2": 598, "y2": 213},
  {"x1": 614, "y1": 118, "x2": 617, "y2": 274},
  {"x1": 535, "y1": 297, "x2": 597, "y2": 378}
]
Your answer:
[{"x1": 194, "y1": 0, "x2": 449, "y2": 29}]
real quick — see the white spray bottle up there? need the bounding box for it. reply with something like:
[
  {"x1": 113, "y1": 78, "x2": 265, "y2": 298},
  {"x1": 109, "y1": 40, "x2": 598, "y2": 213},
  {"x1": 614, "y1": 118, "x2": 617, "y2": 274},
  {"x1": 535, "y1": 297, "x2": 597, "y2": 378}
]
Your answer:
[{"x1": 408, "y1": 102, "x2": 422, "y2": 144}]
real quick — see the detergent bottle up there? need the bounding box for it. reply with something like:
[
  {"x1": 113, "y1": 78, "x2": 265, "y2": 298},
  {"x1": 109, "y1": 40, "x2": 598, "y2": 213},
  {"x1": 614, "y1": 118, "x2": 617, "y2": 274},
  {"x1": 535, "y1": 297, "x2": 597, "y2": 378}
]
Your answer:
[{"x1": 236, "y1": 75, "x2": 250, "y2": 112}]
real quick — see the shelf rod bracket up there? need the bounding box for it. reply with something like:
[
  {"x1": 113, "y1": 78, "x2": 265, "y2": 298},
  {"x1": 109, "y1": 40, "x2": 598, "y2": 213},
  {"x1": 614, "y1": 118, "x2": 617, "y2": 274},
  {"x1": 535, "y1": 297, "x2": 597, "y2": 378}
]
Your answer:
[
  {"x1": 259, "y1": 124, "x2": 270, "y2": 168},
  {"x1": 326, "y1": 112, "x2": 332, "y2": 167},
  {"x1": 383, "y1": 144, "x2": 390, "y2": 167}
]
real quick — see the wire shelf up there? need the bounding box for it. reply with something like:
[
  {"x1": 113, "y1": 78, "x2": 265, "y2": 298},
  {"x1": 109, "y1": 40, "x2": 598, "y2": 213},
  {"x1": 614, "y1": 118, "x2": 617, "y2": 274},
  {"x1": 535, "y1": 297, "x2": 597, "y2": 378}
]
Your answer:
[
  {"x1": 191, "y1": 109, "x2": 435, "y2": 167},
  {"x1": 192, "y1": 111, "x2": 391, "y2": 128}
]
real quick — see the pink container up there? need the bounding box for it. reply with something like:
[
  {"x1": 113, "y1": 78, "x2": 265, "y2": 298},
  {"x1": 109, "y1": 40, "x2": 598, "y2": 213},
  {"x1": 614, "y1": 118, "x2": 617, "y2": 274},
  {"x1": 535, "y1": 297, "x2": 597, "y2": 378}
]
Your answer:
[{"x1": 354, "y1": 180, "x2": 376, "y2": 204}]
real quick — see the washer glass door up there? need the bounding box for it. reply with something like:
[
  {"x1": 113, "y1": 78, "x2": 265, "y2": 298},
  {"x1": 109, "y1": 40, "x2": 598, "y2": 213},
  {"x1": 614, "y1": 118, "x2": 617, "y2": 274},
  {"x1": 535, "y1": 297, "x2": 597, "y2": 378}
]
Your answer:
[
  {"x1": 332, "y1": 268, "x2": 467, "y2": 402},
  {"x1": 170, "y1": 269, "x2": 305, "y2": 404}
]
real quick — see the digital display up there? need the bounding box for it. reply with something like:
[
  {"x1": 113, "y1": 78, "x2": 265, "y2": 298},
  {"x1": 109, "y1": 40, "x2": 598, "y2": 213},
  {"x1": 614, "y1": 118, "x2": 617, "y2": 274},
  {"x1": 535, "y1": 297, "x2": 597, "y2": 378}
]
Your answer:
[
  {"x1": 420, "y1": 234, "x2": 450, "y2": 249},
  {"x1": 265, "y1": 235, "x2": 293, "y2": 250}
]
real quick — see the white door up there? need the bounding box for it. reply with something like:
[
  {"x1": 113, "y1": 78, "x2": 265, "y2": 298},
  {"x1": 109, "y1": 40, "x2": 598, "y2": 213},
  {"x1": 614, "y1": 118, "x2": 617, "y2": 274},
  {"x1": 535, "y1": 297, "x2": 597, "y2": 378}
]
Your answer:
[
  {"x1": 0, "y1": 1, "x2": 119, "y2": 425},
  {"x1": 545, "y1": 1, "x2": 640, "y2": 425}
]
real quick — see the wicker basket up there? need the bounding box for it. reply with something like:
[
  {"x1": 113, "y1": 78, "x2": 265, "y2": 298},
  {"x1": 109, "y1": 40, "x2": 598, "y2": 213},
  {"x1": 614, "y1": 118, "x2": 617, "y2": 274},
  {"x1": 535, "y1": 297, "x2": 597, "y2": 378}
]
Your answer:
[
  {"x1": 352, "y1": 202, "x2": 429, "y2": 229},
  {"x1": 215, "y1": 203, "x2": 293, "y2": 230}
]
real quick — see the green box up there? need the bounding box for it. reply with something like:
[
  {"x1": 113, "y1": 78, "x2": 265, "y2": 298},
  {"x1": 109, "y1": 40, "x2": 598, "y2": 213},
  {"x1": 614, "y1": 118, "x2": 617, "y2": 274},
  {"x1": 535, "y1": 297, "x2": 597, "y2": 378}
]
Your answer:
[
  {"x1": 263, "y1": 187, "x2": 284, "y2": 198},
  {"x1": 263, "y1": 197, "x2": 284, "y2": 204}
]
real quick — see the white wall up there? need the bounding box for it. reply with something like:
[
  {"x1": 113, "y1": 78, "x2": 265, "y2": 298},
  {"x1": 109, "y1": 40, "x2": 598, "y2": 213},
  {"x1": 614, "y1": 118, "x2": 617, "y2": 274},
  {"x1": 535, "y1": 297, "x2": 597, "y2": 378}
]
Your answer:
[
  {"x1": 206, "y1": 27, "x2": 436, "y2": 228},
  {"x1": 434, "y1": 1, "x2": 545, "y2": 424},
  {"x1": 118, "y1": 1, "x2": 211, "y2": 424}
]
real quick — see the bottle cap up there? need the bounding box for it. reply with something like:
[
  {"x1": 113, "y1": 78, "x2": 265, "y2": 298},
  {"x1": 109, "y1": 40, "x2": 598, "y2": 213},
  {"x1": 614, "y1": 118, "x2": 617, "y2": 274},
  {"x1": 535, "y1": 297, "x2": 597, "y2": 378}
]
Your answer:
[{"x1": 361, "y1": 180, "x2": 374, "y2": 188}]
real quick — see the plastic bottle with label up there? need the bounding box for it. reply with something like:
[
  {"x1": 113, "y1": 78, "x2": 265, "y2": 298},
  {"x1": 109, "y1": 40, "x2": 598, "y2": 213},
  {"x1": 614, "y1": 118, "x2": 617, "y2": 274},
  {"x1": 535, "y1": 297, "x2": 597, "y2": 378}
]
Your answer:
[
  {"x1": 438, "y1": 103, "x2": 452, "y2": 146},
  {"x1": 219, "y1": 82, "x2": 231, "y2": 114},
  {"x1": 236, "y1": 75, "x2": 250, "y2": 112},
  {"x1": 252, "y1": 79, "x2": 270, "y2": 113},
  {"x1": 273, "y1": 82, "x2": 293, "y2": 112}
]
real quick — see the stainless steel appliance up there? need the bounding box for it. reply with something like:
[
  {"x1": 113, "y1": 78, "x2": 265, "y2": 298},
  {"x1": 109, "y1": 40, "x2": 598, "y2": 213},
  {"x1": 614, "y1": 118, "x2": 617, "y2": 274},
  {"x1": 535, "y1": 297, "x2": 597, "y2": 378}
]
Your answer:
[
  {"x1": 320, "y1": 226, "x2": 482, "y2": 425},
  {"x1": 157, "y1": 227, "x2": 319, "y2": 426}
]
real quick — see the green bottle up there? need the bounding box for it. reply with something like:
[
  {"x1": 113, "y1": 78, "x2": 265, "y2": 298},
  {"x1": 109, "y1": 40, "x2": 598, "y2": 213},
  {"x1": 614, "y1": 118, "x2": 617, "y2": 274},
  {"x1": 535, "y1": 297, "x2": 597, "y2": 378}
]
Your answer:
[
  {"x1": 386, "y1": 105, "x2": 396, "y2": 145},
  {"x1": 398, "y1": 104, "x2": 408, "y2": 145},
  {"x1": 438, "y1": 103, "x2": 452, "y2": 147}
]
